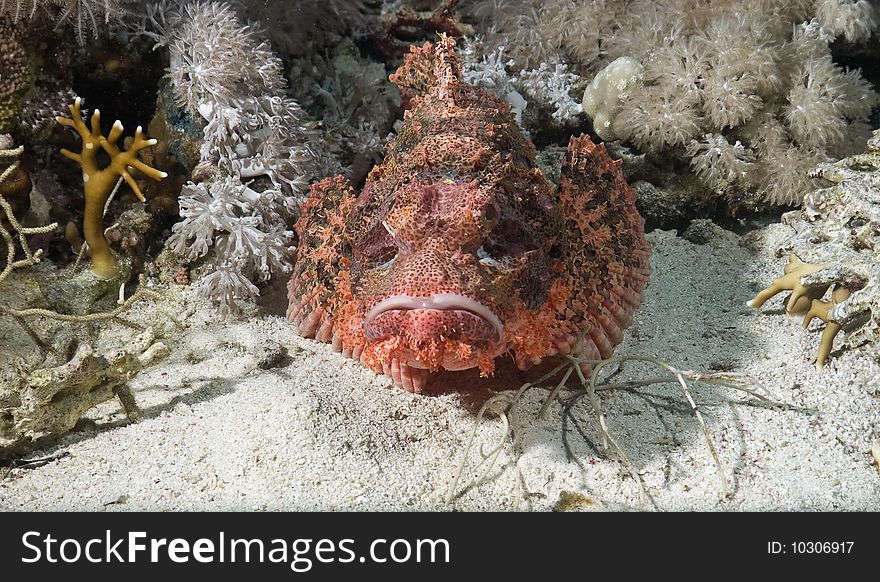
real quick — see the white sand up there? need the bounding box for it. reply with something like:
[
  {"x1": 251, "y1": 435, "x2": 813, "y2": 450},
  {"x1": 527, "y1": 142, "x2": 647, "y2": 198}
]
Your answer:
[{"x1": 2, "y1": 223, "x2": 879, "y2": 511}]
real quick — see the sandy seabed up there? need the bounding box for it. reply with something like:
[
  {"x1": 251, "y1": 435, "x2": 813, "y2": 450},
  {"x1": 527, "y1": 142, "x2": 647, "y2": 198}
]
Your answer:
[{"x1": 1, "y1": 222, "x2": 878, "y2": 511}]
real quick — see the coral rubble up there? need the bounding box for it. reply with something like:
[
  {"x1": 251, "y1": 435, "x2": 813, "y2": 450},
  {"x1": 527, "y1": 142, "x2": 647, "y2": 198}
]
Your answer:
[
  {"x1": 0, "y1": 328, "x2": 169, "y2": 457},
  {"x1": 1, "y1": 134, "x2": 167, "y2": 456}
]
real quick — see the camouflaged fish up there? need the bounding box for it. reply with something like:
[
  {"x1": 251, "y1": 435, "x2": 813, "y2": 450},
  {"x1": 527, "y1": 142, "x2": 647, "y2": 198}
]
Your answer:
[{"x1": 287, "y1": 36, "x2": 651, "y2": 392}]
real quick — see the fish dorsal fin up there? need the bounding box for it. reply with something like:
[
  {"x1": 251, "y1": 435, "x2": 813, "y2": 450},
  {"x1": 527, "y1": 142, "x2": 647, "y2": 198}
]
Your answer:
[{"x1": 390, "y1": 33, "x2": 461, "y2": 107}]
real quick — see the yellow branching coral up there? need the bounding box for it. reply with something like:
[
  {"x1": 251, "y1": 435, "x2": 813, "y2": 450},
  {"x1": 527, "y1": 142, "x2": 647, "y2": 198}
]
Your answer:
[
  {"x1": 748, "y1": 255, "x2": 852, "y2": 368},
  {"x1": 57, "y1": 97, "x2": 166, "y2": 278}
]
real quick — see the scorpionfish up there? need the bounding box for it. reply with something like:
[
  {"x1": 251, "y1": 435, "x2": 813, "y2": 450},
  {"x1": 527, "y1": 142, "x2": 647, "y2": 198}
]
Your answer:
[{"x1": 287, "y1": 36, "x2": 651, "y2": 392}]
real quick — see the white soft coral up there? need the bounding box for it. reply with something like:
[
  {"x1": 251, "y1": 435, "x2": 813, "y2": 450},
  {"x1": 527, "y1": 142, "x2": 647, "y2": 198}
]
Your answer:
[
  {"x1": 160, "y1": 1, "x2": 319, "y2": 316},
  {"x1": 166, "y1": 1, "x2": 285, "y2": 117},
  {"x1": 687, "y1": 133, "x2": 755, "y2": 192},
  {"x1": 168, "y1": 177, "x2": 295, "y2": 316}
]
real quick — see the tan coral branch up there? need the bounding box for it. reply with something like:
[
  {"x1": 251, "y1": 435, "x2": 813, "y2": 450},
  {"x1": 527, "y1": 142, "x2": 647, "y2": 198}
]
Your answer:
[
  {"x1": 803, "y1": 286, "x2": 852, "y2": 369},
  {"x1": 746, "y1": 255, "x2": 827, "y2": 314},
  {"x1": 748, "y1": 254, "x2": 852, "y2": 368},
  {"x1": 57, "y1": 97, "x2": 166, "y2": 278}
]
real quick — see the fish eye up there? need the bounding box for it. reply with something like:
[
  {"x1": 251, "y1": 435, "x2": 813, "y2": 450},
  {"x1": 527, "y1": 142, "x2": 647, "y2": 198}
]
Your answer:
[
  {"x1": 376, "y1": 247, "x2": 397, "y2": 266},
  {"x1": 481, "y1": 202, "x2": 500, "y2": 227},
  {"x1": 484, "y1": 203, "x2": 497, "y2": 221},
  {"x1": 357, "y1": 219, "x2": 400, "y2": 268},
  {"x1": 476, "y1": 245, "x2": 501, "y2": 268}
]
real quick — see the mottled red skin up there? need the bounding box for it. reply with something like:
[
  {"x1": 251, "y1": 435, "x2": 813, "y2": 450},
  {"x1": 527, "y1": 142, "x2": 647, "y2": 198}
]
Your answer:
[{"x1": 287, "y1": 35, "x2": 651, "y2": 392}]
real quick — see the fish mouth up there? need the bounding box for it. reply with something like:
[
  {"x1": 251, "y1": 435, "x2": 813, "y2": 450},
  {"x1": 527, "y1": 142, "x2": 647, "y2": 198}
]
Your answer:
[
  {"x1": 363, "y1": 293, "x2": 504, "y2": 345},
  {"x1": 362, "y1": 294, "x2": 505, "y2": 372},
  {"x1": 364, "y1": 293, "x2": 504, "y2": 342}
]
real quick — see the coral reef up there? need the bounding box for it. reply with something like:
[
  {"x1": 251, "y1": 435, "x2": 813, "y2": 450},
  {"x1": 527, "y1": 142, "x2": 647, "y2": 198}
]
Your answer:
[
  {"x1": 750, "y1": 129, "x2": 880, "y2": 367},
  {"x1": 149, "y1": 1, "x2": 320, "y2": 316},
  {"x1": 44, "y1": 206, "x2": 158, "y2": 314},
  {"x1": 374, "y1": 0, "x2": 469, "y2": 55},
  {"x1": 18, "y1": 87, "x2": 79, "y2": 138},
  {"x1": 1, "y1": 135, "x2": 162, "y2": 456},
  {"x1": 460, "y1": 0, "x2": 617, "y2": 70},
  {"x1": 287, "y1": 36, "x2": 650, "y2": 392},
  {"x1": 1, "y1": 135, "x2": 163, "y2": 349},
  {"x1": 286, "y1": 37, "x2": 400, "y2": 183},
  {"x1": 459, "y1": 39, "x2": 584, "y2": 133},
  {"x1": 0, "y1": 18, "x2": 32, "y2": 133},
  {"x1": 1, "y1": 0, "x2": 129, "y2": 43},
  {"x1": 1, "y1": 148, "x2": 166, "y2": 457},
  {"x1": 601, "y1": 1, "x2": 878, "y2": 207},
  {"x1": 1, "y1": 8, "x2": 81, "y2": 147},
  {"x1": 461, "y1": 0, "x2": 880, "y2": 208},
  {"x1": 238, "y1": 0, "x2": 373, "y2": 58}
]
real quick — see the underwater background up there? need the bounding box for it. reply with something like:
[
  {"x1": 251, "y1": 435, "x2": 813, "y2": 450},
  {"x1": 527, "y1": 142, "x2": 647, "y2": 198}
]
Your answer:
[{"x1": 1, "y1": 0, "x2": 879, "y2": 510}]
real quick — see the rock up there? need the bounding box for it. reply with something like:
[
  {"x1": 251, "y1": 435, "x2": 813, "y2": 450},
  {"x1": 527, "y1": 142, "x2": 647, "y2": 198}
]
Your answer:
[
  {"x1": 0, "y1": 328, "x2": 169, "y2": 457},
  {"x1": 683, "y1": 219, "x2": 740, "y2": 247}
]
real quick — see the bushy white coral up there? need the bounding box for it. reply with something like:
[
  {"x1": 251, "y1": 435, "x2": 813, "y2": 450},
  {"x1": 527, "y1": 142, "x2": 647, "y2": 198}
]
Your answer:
[
  {"x1": 462, "y1": 0, "x2": 616, "y2": 70},
  {"x1": 618, "y1": 88, "x2": 703, "y2": 151},
  {"x1": 754, "y1": 142, "x2": 826, "y2": 206},
  {"x1": 785, "y1": 48, "x2": 875, "y2": 150},
  {"x1": 814, "y1": 0, "x2": 878, "y2": 42},
  {"x1": 461, "y1": 44, "x2": 528, "y2": 125},
  {"x1": 200, "y1": 95, "x2": 314, "y2": 197},
  {"x1": 155, "y1": 1, "x2": 319, "y2": 316},
  {"x1": 167, "y1": 177, "x2": 295, "y2": 316},
  {"x1": 461, "y1": 44, "x2": 518, "y2": 97},
  {"x1": 516, "y1": 62, "x2": 583, "y2": 124},
  {"x1": 464, "y1": 0, "x2": 880, "y2": 207},
  {"x1": 460, "y1": 40, "x2": 582, "y2": 129},
  {"x1": 786, "y1": 56, "x2": 849, "y2": 148},
  {"x1": 687, "y1": 133, "x2": 755, "y2": 191},
  {"x1": 197, "y1": 266, "x2": 259, "y2": 318},
  {"x1": 604, "y1": 1, "x2": 877, "y2": 205},
  {"x1": 166, "y1": 1, "x2": 285, "y2": 117}
]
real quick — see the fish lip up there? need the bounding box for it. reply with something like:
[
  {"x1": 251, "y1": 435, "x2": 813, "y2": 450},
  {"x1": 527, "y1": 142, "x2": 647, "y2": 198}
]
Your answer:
[{"x1": 363, "y1": 293, "x2": 504, "y2": 342}]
